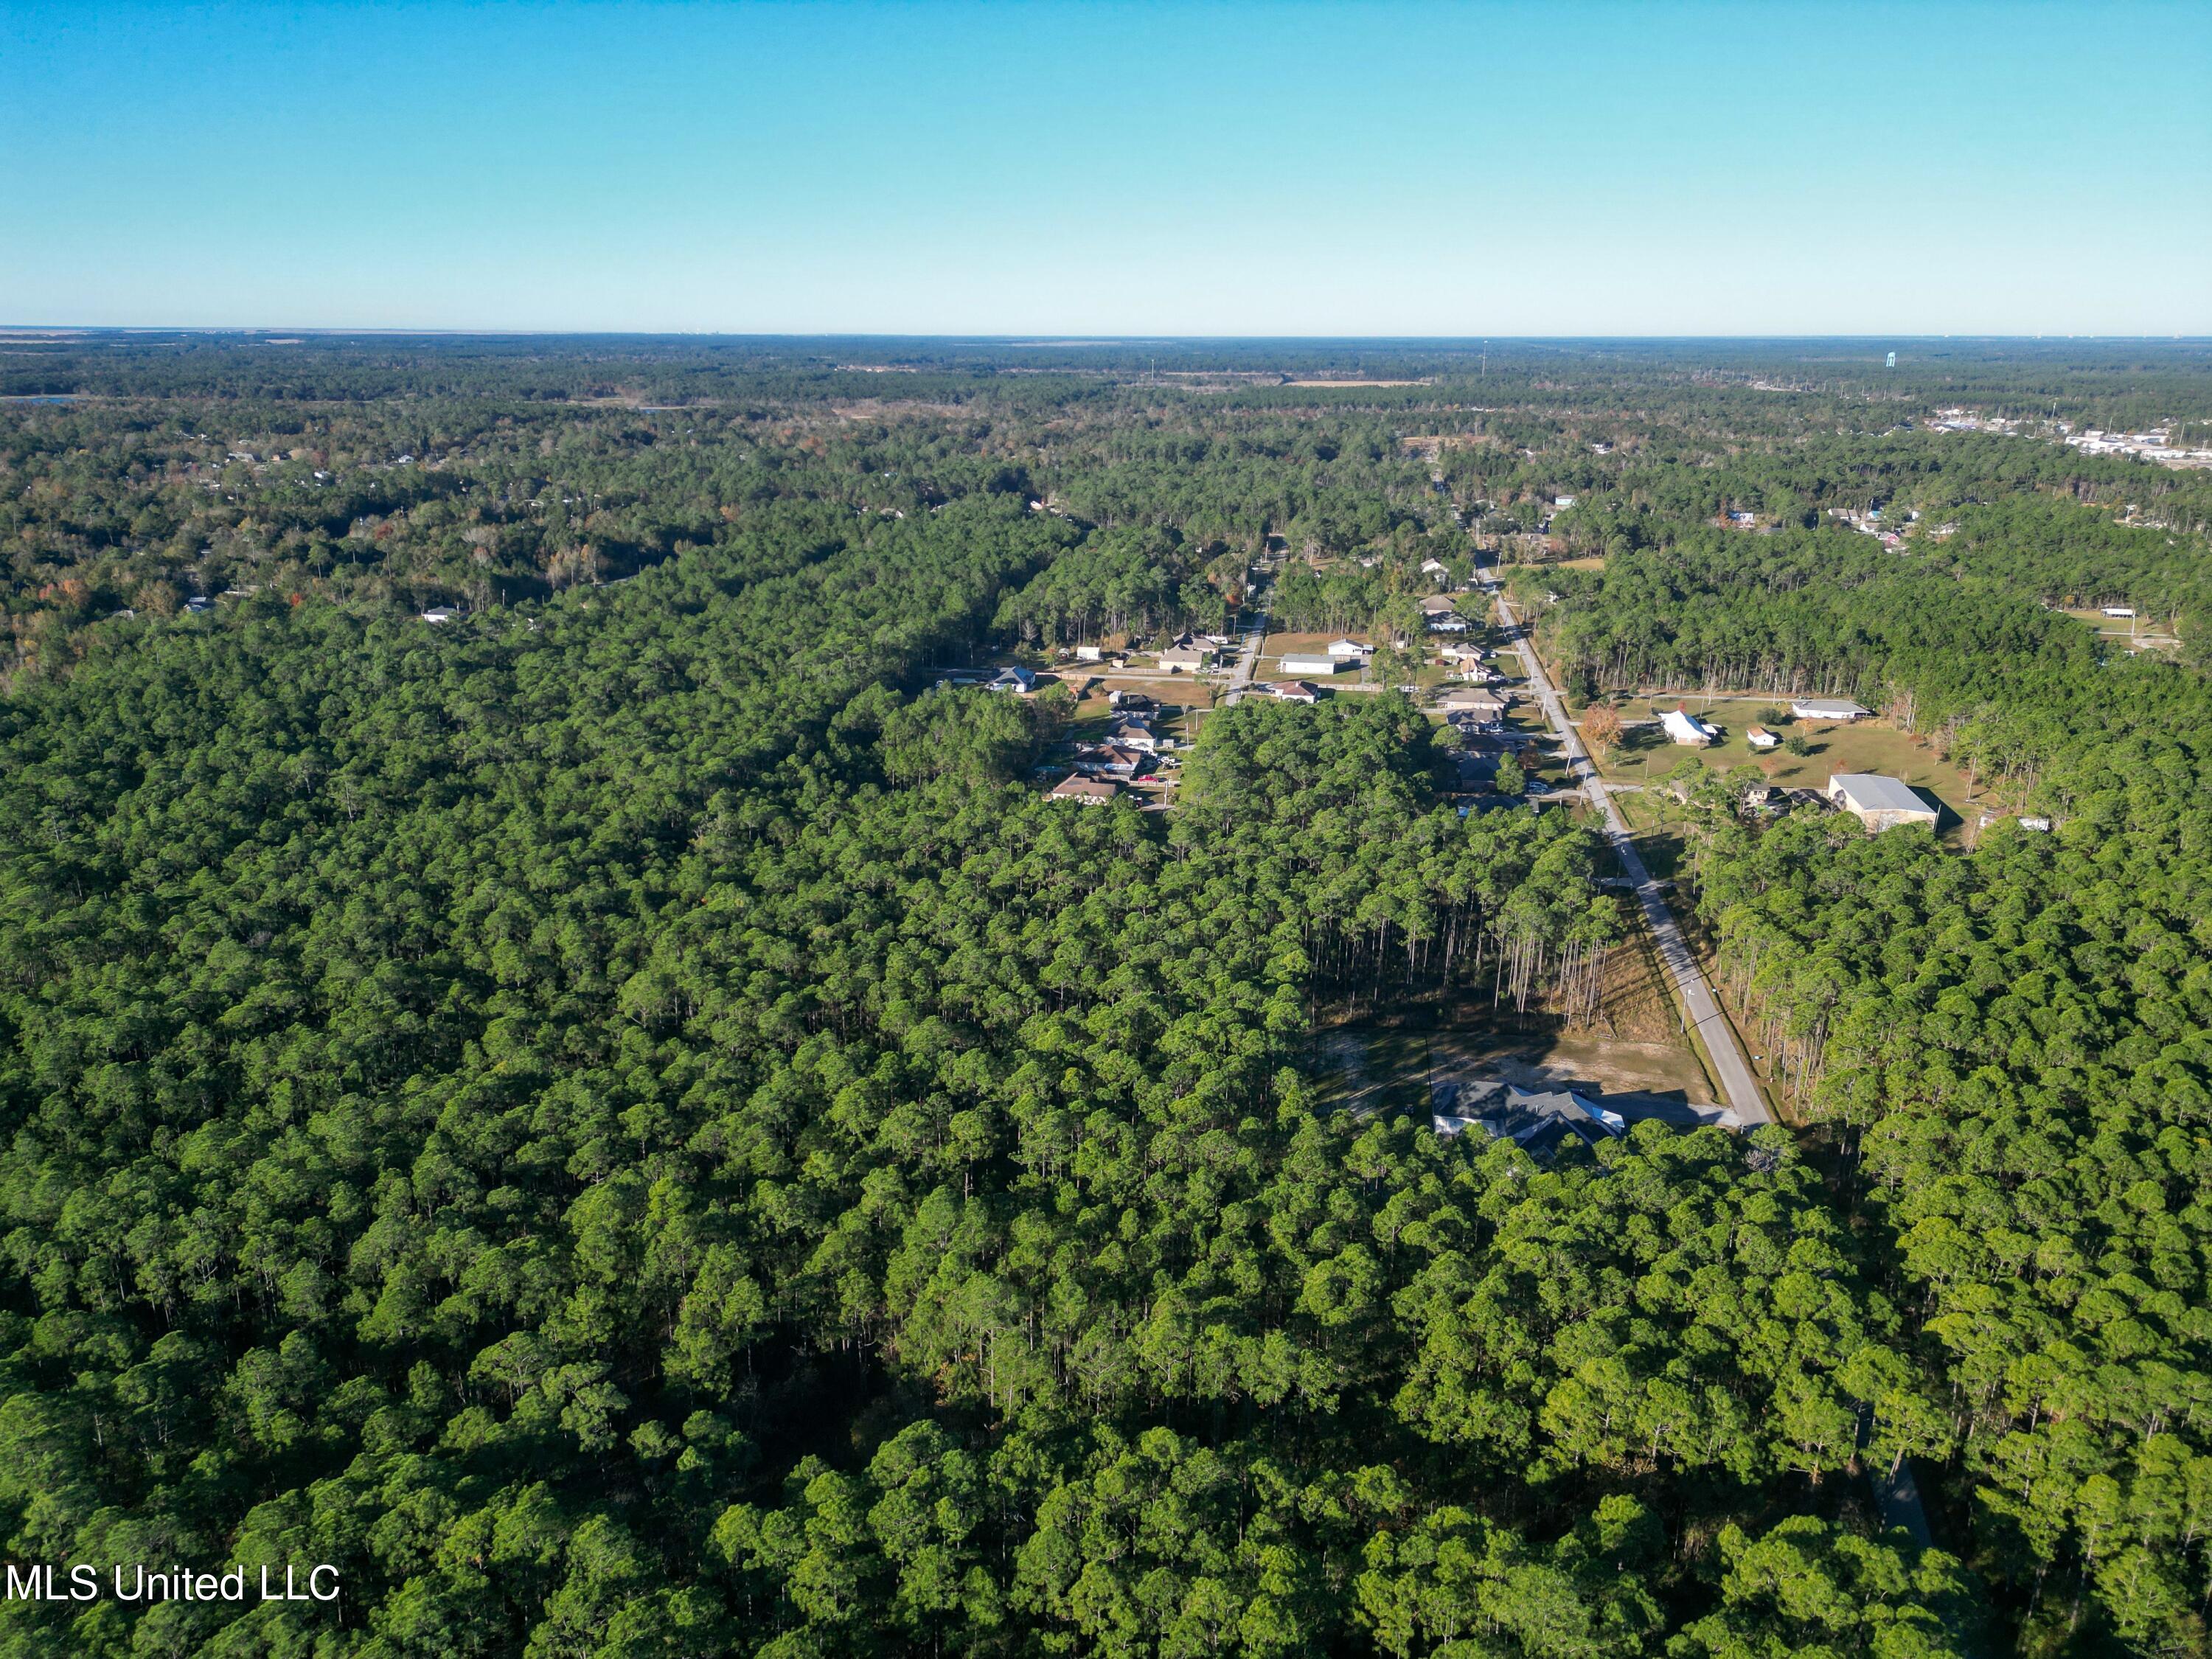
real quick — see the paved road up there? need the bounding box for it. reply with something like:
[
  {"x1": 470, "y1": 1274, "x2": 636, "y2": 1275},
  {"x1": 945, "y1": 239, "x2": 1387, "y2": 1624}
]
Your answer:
[
  {"x1": 1484, "y1": 565, "x2": 1939, "y2": 1548},
  {"x1": 1482, "y1": 571, "x2": 1770, "y2": 1126},
  {"x1": 1221, "y1": 573, "x2": 1274, "y2": 706}
]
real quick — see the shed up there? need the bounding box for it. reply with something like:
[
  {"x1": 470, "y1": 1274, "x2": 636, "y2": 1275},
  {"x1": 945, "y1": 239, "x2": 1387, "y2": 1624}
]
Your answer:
[
  {"x1": 1745, "y1": 725, "x2": 1780, "y2": 751},
  {"x1": 1280, "y1": 655, "x2": 1344, "y2": 676},
  {"x1": 1790, "y1": 698, "x2": 1870, "y2": 721}
]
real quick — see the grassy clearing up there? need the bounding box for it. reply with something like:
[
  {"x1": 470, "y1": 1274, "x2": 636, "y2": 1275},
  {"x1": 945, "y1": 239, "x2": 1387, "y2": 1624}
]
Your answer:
[{"x1": 1586, "y1": 699, "x2": 1978, "y2": 821}]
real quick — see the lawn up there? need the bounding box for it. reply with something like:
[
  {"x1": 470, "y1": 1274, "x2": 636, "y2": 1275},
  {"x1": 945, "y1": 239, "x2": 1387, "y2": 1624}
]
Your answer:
[{"x1": 1586, "y1": 698, "x2": 1980, "y2": 823}]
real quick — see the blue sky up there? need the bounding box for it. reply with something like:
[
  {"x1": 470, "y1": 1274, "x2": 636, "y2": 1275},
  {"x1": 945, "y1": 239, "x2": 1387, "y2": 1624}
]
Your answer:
[{"x1": 2, "y1": 0, "x2": 2207, "y2": 334}]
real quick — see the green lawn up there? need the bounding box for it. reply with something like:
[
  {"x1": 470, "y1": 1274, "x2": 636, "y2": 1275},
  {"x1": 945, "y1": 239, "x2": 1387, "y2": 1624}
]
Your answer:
[{"x1": 1588, "y1": 700, "x2": 1979, "y2": 823}]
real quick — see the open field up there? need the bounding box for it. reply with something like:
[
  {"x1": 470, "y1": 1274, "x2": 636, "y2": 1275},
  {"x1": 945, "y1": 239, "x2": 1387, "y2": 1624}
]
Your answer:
[
  {"x1": 2059, "y1": 608, "x2": 2183, "y2": 650},
  {"x1": 1585, "y1": 698, "x2": 1978, "y2": 821}
]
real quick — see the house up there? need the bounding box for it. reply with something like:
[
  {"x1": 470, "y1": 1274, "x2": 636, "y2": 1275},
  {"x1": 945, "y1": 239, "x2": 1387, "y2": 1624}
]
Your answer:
[
  {"x1": 1419, "y1": 594, "x2": 1460, "y2": 616},
  {"x1": 1427, "y1": 613, "x2": 1472, "y2": 633},
  {"x1": 1326, "y1": 638, "x2": 1371, "y2": 658},
  {"x1": 1826, "y1": 773, "x2": 1939, "y2": 832},
  {"x1": 421, "y1": 606, "x2": 459, "y2": 624},
  {"x1": 1106, "y1": 718, "x2": 1158, "y2": 751},
  {"x1": 1431, "y1": 1083, "x2": 1624, "y2": 1159},
  {"x1": 1554, "y1": 495, "x2": 1577, "y2": 510},
  {"x1": 1790, "y1": 698, "x2": 1870, "y2": 721},
  {"x1": 1158, "y1": 647, "x2": 1211, "y2": 672},
  {"x1": 1438, "y1": 689, "x2": 1509, "y2": 722},
  {"x1": 2101, "y1": 605, "x2": 2137, "y2": 619},
  {"x1": 1419, "y1": 557, "x2": 1450, "y2": 577},
  {"x1": 1107, "y1": 690, "x2": 1158, "y2": 714},
  {"x1": 1048, "y1": 775, "x2": 1119, "y2": 805},
  {"x1": 1280, "y1": 655, "x2": 1344, "y2": 676},
  {"x1": 1265, "y1": 681, "x2": 1321, "y2": 703},
  {"x1": 987, "y1": 667, "x2": 1037, "y2": 693},
  {"x1": 1437, "y1": 642, "x2": 1486, "y2": 664},
  {"x1": 1075, "y1": 745, "x2": 1147, "y2": 777},
  {"x1": 184, "y1": 597, "x2": 212, "y2": 613},
  {"x1": 1074, "y1": 644, "x2": 1104, "y2": 662},
  {"x1": 1745, "y1": 724, "x2": 1780, "y2": 751},
  {"x1": 1660, "y1": 707, "x2": 1716, "y2": 745}
]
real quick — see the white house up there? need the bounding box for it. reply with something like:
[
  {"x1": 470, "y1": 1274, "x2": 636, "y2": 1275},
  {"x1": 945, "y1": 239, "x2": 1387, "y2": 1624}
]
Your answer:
[
  {"x1": 1280, "y1": 655, "x2": 1344, "y2": 676},
  {"x1": 1745, "y1": 725, "x2": 1780, "y2": 751},
  {"x1": 1826, "y1": 773, "x2": 1938, "y2": 832},
  {"x1": 1419, "y1": 557, "x2": 1450, "y2": 577},
  {"x1": 2101, "y1": 605, "x2": 2137, "y2": 619},
  {"x1": 1326, "y1": 638, "x2": 1370, "y2": 658},
  {"x1": 1554, "y1": 495, "x2": 1578, "y2": 510},
  {"x1": 421, "y1": 607, "x2": 459, "y2": 624},
  {"x1": 1660, "y1": 708, "x2": 1716, "y2": 745},
  {"x1": 1158, "y1": 646, "x2": 1211, "y2": 672},
  {"x1": 1074, "y1": 644, "x2": 1103, "y2": 662},
  {"x1": 1264, "y1": 681, "x2": 1321, "y2": 703}
]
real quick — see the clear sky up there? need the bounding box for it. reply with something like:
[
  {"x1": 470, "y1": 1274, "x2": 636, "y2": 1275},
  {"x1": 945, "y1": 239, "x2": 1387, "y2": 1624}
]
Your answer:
[{"x1": 3, "y1": 0, "x2": 2207, "y2": 335}]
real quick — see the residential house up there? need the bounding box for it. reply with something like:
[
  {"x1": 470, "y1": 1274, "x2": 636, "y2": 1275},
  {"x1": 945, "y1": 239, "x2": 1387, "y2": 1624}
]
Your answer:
[
  {"x1": 1419, "y1": 594, "x2": 1460, "y2": 616},
  {"x1": 1074, "y1": 644, "x2": 1104, "y2": 662},
  {"x1": 1745, "y1": 724, "x2": 1780, "y2": 751},
  {"x1": 1427, "y1": 613, "x2": 1472, "y2": 633},
  {"x1": 1825, "y1": 773, "x2": 1939, "y2": 832},
  {"x1": 1419, "y1": 557, "x2": 1450, "y2": 578},
  {"x1": 1075, "y1": 745, "x2": 1147, "y2": 778},
  {"x1": 1106, "y1": 718, "x2": 1159, "y2": 751},
  {"x1": 1438, "y1": 689, "x2": 1509, "y2": 723},
  {"x1": 1048, "y1": 775, "x2": 1119, "y2": 805},
  {"x1": 987, "y1": 667, "x2": 1037, "y2": 694},
  {"x1": 1790, "y1": 698, "x2": 1870, "y2": 721},
  {"x1": 1660, "y1": 707, "x2": 1716, "y2": 745},
  {"x1": 1326, "y1": 638, "x2": 1370, "y2": 658},
  {"x1": 1264, "y1": 681, "x2": 1321, "y2": 703},
  {"x1": 1158, "y1": 646, "x2": 1211, "y2": 672},
  {"x1": 421, "y1": 607, "x2": 459, "y2": 624},
  {"x1": 1431, "y1": 1083, "x2": 1624, "y2": 1160},
  {"x1": 1108, "y1": 689, "x2": 1158, "y2": 714}
]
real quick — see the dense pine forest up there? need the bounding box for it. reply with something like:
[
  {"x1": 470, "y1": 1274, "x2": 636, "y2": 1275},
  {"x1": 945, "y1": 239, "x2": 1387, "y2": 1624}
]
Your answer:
[{"x1": 2, "y1": 333, "x2": 2211, "y2": 1657}]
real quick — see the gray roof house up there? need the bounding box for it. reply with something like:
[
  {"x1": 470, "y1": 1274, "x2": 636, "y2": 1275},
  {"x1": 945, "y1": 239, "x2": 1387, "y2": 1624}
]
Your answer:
[{"x1": 1432, "y1": 1084, "x2": 1626, "y2": 1159}]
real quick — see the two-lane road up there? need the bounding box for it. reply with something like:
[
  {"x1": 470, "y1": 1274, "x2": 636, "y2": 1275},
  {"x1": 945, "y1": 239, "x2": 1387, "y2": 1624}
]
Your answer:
[{"x1": 1484, "y1": 573, "x2": 1770, "y2": 1126}]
